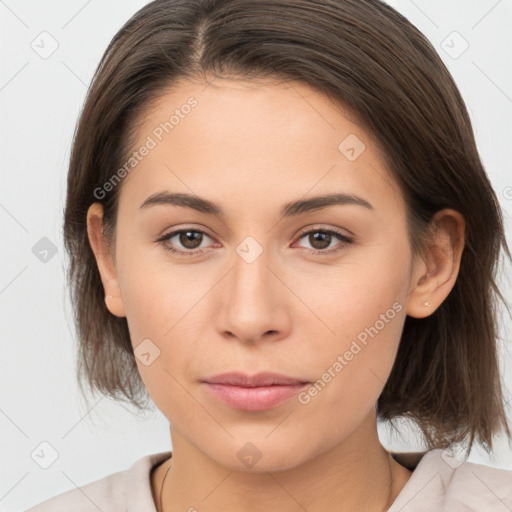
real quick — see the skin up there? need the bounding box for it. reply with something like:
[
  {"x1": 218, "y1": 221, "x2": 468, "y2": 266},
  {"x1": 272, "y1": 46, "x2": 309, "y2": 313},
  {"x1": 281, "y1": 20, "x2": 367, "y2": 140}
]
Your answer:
[{"x1": 87, "y1": 77, "x2": 465, "y2": 511}]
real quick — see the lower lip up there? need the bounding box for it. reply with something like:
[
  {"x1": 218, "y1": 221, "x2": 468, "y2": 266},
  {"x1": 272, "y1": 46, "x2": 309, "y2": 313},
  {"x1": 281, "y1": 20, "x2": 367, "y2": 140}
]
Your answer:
[{"x1": 202, "y1": 382, "x2": 308, "y2": 411}]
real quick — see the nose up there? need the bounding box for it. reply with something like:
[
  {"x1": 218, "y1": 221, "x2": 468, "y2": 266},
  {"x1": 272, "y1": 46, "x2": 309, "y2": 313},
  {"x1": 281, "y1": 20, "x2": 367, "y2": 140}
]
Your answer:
[{"x1": 215, "y1": 247, "x2": 292, "y2": 345}]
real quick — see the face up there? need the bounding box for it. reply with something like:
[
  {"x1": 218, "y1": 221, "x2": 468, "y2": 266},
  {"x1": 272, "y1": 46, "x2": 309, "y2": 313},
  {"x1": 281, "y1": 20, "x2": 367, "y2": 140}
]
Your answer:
[{"x1": 90, "y1": 77, "x2": 424, "y2": 471}]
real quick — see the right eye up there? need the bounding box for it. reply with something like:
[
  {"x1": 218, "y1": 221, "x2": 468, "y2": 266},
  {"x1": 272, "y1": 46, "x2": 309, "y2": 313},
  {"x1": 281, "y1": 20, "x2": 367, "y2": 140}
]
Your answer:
[{"x1": 157, "y1": 228, "x2": 217, "y2": 256}]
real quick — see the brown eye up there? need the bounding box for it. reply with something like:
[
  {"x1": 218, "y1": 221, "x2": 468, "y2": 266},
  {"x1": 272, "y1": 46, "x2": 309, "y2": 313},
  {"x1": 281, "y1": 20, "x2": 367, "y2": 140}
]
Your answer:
[
  {"x1": 295, "y1": 228, "x2": 354, "y2": 254},
  {"x1": 308, "y1": 231, "x2": 332, "y2": 250},
  {"x1": 158, "y1": 229, "x2": 214, "y2": 256},
  {"x1": 178, "y1": 230, "x2": 203, "y2": 249}
]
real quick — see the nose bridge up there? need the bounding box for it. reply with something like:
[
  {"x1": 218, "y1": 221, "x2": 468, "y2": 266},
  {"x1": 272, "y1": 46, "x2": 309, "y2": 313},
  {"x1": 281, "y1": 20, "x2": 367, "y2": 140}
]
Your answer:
[
  {"x1": 217, "y1": 235, "x2": 289, "y2": 342},
  {"x1": 230, "y1": 237, "x2": 276, "y2": 310}
]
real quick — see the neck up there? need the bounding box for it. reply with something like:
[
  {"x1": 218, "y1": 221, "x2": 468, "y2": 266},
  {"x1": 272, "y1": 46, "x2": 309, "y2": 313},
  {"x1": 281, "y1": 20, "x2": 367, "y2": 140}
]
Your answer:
[{"x1": 153, "y1": 410, "x2": 413, "y2": 512}]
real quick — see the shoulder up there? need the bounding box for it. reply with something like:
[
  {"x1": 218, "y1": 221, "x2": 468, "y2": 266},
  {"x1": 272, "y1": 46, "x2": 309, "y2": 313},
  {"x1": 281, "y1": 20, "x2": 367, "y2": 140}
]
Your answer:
[
  {"x1": 24, "y1": 470, "x2": 126, "y2": 512},
  {"x1": 444, "y1": 451, "x2": 512, "y2": 509},
  {"x1": 389, "y1": 448, "x2": 512, "y2": 512},
  {"x1": 23, "y1": 451, "x2": 172, "y2": 512}
]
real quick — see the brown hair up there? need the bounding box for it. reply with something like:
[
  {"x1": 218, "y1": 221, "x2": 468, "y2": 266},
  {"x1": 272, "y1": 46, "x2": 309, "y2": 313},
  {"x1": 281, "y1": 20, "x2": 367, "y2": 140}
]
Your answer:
[{"x1": 63, "y1": 0, "x2": 511, "y2": 454}]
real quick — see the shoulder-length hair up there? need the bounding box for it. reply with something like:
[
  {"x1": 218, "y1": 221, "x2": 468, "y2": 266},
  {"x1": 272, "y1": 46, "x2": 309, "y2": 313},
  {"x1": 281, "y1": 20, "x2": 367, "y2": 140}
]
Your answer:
[{"x1": 63, "y1": 0, "x2": 511, "y2": 453}]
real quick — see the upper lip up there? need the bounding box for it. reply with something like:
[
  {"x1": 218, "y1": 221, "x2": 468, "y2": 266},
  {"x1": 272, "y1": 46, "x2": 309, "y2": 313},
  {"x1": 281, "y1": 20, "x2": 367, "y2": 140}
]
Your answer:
[{"x1": 201, "y1": 372, "x2": 309, "y2": 387}]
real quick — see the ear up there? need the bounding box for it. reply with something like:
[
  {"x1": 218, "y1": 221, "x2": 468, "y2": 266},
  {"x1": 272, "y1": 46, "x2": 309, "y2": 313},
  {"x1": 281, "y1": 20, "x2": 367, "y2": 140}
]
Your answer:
[
  {"x1": 406, "y1": 208, "x2": 465, "y2": 318},
  {"x1": 86, "y1": 203, "x2": 126, "y2": 318}
]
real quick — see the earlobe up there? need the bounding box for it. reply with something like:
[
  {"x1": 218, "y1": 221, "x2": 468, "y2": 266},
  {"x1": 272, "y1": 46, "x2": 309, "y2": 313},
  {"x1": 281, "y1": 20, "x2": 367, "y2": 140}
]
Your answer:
[
  {"x1": 104, "y1": 294, "x2": 126, "y2": 317},
  {"x1": 406, "y1": 208, "x2": 465, "y2": 319},
  {"x1": 86, "y1": 203, "x2": 126, "y2": 318}
]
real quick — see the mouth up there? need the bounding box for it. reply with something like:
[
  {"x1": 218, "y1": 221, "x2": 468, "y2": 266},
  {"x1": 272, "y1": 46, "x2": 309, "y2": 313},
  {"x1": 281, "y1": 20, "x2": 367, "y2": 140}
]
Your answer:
[{"x1": 201, "y1": 372, "x2": 310, "y2": 411}]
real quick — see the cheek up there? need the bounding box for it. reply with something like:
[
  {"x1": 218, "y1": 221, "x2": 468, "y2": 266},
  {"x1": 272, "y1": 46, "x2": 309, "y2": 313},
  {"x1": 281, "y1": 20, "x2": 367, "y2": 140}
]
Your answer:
[
  {"x1": 121, "y1": 273, "x2": 200, "y2": 422},
  {"x1": 294, "y1": 240, "x2": 410, "y2": 408},
  {"x1": 115, "y1": 230, "x2": 197, "y2": 343},
  {"x1": 295, "y1": 237, "x2": 410, "y2": 342},
  {"x1": 114, "y1": 243, "x2": 211, "y2": 413},
  {"x1": 291, "y1": 291, "x2": 406, "y2": 450}
]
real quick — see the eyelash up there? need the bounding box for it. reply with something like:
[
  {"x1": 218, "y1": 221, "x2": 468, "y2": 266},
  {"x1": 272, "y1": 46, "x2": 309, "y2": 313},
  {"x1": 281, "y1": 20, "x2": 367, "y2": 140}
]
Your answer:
[{"x1": 156, "y1": 226, "x2": 354, "y2": 257}]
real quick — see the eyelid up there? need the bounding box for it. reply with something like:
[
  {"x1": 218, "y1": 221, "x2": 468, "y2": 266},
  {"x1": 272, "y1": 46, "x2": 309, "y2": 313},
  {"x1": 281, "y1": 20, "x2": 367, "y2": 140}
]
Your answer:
[
  {"x1": 157, "y1": 224, "x2": 216, "y2": 241},
  {"x1": 295, "y1": 224, "x2": 354, "y2": 240}
]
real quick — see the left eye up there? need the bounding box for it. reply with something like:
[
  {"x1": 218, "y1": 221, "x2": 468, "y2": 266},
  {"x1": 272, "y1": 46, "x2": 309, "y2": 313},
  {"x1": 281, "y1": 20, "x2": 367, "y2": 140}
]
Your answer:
[
  {"x1": 157, "y1": 228, "x2": 353, "y2": 256},
  {"x1": 294, "y1": 229, "x2": 353, "y2": 253}
]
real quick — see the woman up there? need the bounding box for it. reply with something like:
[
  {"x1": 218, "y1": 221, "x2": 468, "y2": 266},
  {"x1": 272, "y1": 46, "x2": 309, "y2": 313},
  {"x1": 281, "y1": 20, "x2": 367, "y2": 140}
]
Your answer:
[{"x1": 26, "y1": 0, "x2": 512, "y2": 510}]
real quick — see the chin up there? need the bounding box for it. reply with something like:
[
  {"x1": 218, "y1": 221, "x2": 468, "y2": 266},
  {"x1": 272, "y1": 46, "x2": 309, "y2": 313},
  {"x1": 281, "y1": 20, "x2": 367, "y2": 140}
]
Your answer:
[{"x1": 204, "y1": 436, "x2": 313, "y2": 474}]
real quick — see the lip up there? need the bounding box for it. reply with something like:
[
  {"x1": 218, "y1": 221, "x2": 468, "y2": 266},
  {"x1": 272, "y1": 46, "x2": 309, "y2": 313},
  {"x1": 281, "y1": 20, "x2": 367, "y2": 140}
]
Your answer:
[{"x1": 201, "y1": 372, "x2": 310, "y2": 411}]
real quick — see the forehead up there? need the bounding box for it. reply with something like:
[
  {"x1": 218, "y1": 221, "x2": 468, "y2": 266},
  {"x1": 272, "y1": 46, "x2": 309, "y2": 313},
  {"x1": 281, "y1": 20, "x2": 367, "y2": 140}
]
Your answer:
[{"x1": 117, "y1": 77, "x2": 405, "y2": 220}]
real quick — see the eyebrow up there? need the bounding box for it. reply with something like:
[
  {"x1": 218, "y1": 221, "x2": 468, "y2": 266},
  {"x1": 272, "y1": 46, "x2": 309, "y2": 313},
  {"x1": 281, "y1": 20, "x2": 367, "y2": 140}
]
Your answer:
[{"x1": 139, "y1": 191, "x2": 374, "y2": 218}]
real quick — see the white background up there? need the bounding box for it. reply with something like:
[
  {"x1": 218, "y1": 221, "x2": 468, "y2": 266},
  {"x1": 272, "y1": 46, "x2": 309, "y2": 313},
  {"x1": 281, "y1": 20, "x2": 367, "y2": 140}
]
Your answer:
[{"x1": 1, "y1": 1, "x2": 511, "y2": 510}]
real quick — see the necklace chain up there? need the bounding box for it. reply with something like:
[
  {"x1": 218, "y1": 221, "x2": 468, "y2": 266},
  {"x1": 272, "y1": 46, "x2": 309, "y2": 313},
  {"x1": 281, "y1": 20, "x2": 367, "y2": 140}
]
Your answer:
[
  {"x1": 158, "y1": 457, "x2": 173, "y2": 512},
  {"x1": 157, "y1": 452, "x2": 395, "y2": 511}
]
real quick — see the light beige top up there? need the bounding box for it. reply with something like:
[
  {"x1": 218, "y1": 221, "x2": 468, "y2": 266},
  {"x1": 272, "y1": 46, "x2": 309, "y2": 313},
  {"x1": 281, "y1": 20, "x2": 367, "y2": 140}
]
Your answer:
[{"x1": 24, "y1": 449, "x2": 512, "y2": 511}]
